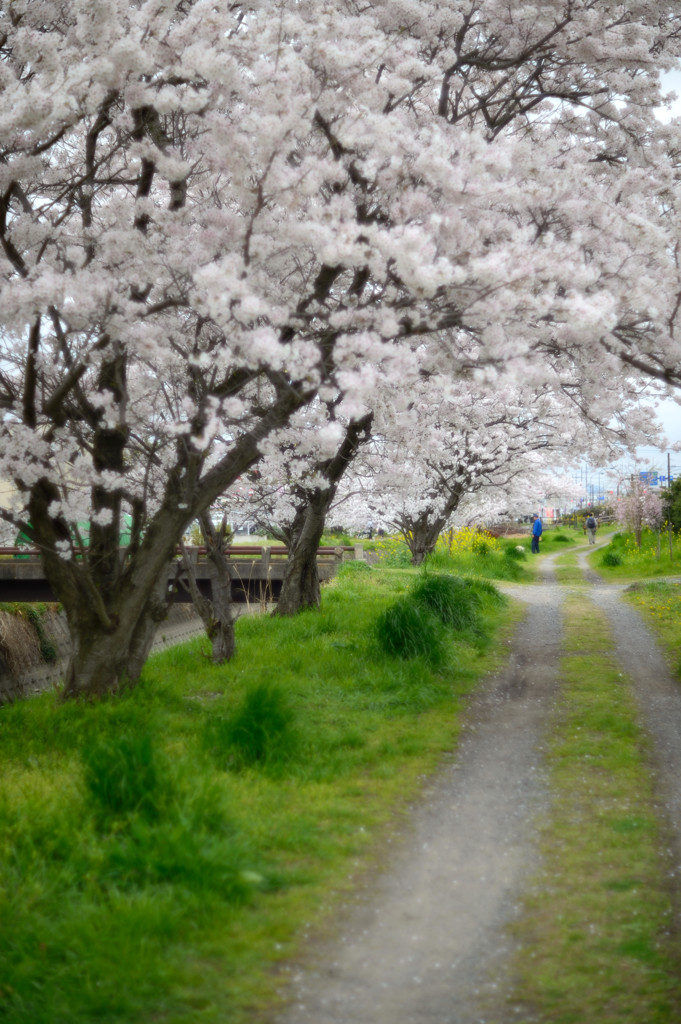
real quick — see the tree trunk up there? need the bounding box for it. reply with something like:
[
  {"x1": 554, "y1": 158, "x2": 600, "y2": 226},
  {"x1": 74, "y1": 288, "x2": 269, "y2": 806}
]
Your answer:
[
  {"x1": 27, "y1": 376, "x2": 312, "y2": 698},
  {"x1": 180, "y1": 512, "x2": 236, "y2": 663},
  {"x1": 403, "y1": 515, "x2": 447, "y2": 565},
  {"x1": 399, "y1": 483, "x2": 466, "y2": 565},
  {"x1": 275, "y1": 492, "x2": 327, "y2": 616},
  {"x1": 61, "y1": 569, "x2": 169, "y2": 699},
  {"x1": 274, "y1": 413, "x2": 373, "y2": 616}
]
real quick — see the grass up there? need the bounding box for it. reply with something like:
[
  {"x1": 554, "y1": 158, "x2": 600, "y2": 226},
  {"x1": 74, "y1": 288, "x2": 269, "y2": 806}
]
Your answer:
[
  {"x1": 625, "y1": 581, "x2": 681, "y2": 681},
  {"x1": 374, "y1": 573, "x2": 504, "y2": 665},
  {"x1": 6, "y1": 522, "x2": 679, "y2": 1024},
  {"x1": 368, "y1": 525, "x2": 582, "y2": 581},
  {"x1": 509, "y1": 593, "x2": 681, "y2": 1022},
  {"x1": 553, "y1": 549, "x2": 586, "y2": 586},
  {"x1": 536, "y1": 527, "x2": 580, "y2": 552},
  {"x1": 589, "y1": 528, "x2": 681, "y2": 583},
  {"x1": 0, "y1": 563, "x2": 516, "y2": 1024},
  {"x1": 426, "y1": 530, "x2": 532, "y2": 582}
]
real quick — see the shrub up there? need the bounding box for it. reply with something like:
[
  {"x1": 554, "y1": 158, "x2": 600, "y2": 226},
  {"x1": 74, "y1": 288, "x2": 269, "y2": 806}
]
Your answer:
[
  {"x1": 601, "y1": 549, "x2": 624, "y2": 567},
  {"x1": 663, "y1": 478, "x2": 681, "y2": 531},
  {"x1": 471, "y1": 530, "x2": 499, "y2": 554},
  {"x1": 374, "y1": 597, "x2": 447, "y2": 664},
  {"x1": 411, "y1": 574, "x2": 482, "y2": 631},
  {"x1": 206, "y1": 682, "x2": 299, "y2": 770},
  {"x1": 552, "y1": 533, "x2": 572, "y2": 544}
]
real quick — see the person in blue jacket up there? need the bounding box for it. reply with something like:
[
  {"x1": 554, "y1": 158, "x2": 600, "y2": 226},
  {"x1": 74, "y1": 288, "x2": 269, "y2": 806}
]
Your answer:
[{"x1": 531, "y1": 515, "x2": 543, "y2": 554}]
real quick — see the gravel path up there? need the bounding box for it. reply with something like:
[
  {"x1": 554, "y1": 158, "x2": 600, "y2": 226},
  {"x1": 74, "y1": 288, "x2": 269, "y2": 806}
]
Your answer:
[{"x1": 272, "y1": 544, "x2": 681, "y2": 1024}]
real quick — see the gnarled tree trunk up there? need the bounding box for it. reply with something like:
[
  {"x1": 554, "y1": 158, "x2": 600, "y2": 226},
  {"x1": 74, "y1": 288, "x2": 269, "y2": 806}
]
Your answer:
[
  {"x1": 275, "y1": 491, "x2": 328, "y2": 616},
  {"x1": 275, "y1": 414, "x2": 372, "y2": 616},
  {"x1": 62, "y1": 568, "x2": 169, "y2": 698},
  {"x1": 398, "y1": 483, "x2": 465, "y2": 565},
  {"x1": 180, "y1": 512, "x2": 236, "y2": 663},
  {"x1": 402, "y1": 513, "x2": 446, "y2": 565},
  {"x1": 32, "y1": 373, "x2": 311, "y2": 698}
]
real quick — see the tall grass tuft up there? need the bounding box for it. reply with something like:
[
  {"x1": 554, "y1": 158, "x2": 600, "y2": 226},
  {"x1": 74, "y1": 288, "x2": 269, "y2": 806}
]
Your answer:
[
  {"x1": 503, "y1": 543, "x2": 527, "y2": 561},
  {"x1": 205, "y1": 681, "x2": 300, "y2": 770},
  {"x1": 82, "y1": 729, "x2": 168, "y2": 822},
  {"x1": 411, "y1": 574, "x2": 482, "y2": 631},
  {"x1": 374, "y1": 596, "x2": 447, "y2": 665}
]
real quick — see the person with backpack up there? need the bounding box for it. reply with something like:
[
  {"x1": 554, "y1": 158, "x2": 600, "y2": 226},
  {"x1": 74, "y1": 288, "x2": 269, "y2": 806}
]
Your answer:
[
  {"x1": 531, "y1": 515, "x2": 543, "y2": 553},
  {"x1": 585, "y1": 513, "x2": 598, "y2": 545}
]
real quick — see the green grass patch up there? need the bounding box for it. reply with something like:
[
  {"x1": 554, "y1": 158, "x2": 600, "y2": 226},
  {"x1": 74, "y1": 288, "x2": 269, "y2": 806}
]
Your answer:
[
  {"x1": 369, "y1": 529, "x2": 532, "y2": 581},
  {"x1": 374, "y1": 595, "x2": 449, "y2": 664},
  {"x1": 553, "y1": 549, "x2": 586, "y2": 586},
  {"x1": 203, "y1": 681, "x2": 302, "y2": 772},
  {"x1": 589, "y1": 529, "x2": 681, "y2": 583},
  {"x1": 411, "y1": 572, "x2": 484, "y2": 630},
  {"x1": 510, "y1": 595, "x2": 681, "y2": 1022},
  {"x1": 539, "y1": 528, "x2": 579, "y2": 551},
  {"x1": 625, "y1": 581, "x2": 681, "y2": 681},
  {"x1": 0, "y1": 566, "x2": 515, "y2": 1024},
  {"x1": 425, "y1": 544, "x2": 530, "y2": 582}
]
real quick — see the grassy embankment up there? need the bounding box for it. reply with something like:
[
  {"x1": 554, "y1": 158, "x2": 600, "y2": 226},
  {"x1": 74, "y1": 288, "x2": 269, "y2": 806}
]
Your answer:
[
  {"x1": 589, "y1": 526, "x2": 681, "y2": 584},
  {"x1": 368, "y1": 524, "x2": 541, "y2": 580},
  {"x1": 510, "y1": 540, "x2": 681, "y2": 1022},
  {"x1": 0, "y1": 556, "x2": 516, "y2": 1024},
  {"x1": 586, "y1": 526, "x2": 681, "y2": 682}
]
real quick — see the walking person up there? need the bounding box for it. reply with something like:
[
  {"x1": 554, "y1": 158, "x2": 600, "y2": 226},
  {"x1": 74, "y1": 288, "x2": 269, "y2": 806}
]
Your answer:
[
  {"x1": 531, "y1": 514, "x2": 543, "y2": 554},
  {"x1": 585, "y1": 513, "x2": 598, "y2": 545}
]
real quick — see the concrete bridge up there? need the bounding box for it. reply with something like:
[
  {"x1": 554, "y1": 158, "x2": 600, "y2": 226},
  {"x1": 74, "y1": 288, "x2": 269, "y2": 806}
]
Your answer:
[{"x1": 0, "y1": 544, "x2": 365, "y2": 604}]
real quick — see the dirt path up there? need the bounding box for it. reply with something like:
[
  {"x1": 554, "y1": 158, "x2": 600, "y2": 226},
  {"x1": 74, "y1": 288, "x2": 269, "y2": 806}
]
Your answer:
[
  {"x1": 272, "y1": 545, "x2": 681, "y2": 1024},
  {"x1": 273, "y1": 553, "x2": 567, "y2": 1024}
]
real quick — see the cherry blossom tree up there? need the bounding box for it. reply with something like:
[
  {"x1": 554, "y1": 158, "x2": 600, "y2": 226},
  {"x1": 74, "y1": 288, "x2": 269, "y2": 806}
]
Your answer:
[
  {"x1": 1, "y1": 1, "x2": 680, "y2": 695},
  {"x1": 619, "y1": 476, "x2": 666, "y2": 549},
  {"x1": 350, "y1": 365, "x2": 665, "y2": 563},
  {"x1": 453, "y1": 470, "x2": 585, "y2": 529},
  {"x1": 267, "y1": 417, "x2": 374, "y2": 616}
]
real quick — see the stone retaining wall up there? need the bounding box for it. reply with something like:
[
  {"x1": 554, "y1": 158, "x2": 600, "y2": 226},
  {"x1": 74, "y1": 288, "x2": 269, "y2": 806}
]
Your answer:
[{"x1": 0, "y1": 604, "x2": 205, "y2": 703}]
